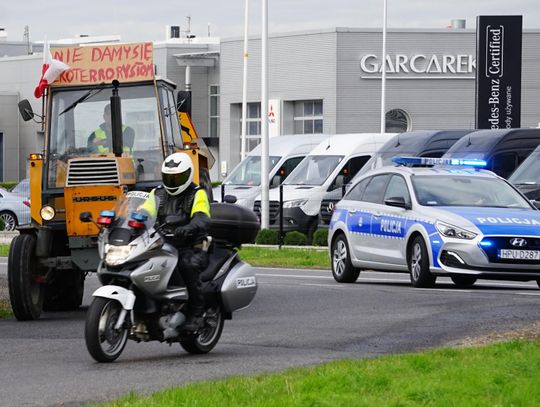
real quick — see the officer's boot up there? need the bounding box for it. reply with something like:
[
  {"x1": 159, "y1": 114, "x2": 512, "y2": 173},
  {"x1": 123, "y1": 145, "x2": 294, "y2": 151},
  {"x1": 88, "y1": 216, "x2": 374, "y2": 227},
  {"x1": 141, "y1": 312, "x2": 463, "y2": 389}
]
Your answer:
[{"x1": 183, "y1": 307, "x2": 204, "y2": 331}]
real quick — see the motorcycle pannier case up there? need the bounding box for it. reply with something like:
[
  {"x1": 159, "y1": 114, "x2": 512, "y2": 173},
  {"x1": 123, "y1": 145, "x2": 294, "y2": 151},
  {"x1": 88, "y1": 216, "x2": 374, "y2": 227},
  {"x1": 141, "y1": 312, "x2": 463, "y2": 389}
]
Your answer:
[{"x1": 210, "y1": 203, "x2": 260, "y2": 246}]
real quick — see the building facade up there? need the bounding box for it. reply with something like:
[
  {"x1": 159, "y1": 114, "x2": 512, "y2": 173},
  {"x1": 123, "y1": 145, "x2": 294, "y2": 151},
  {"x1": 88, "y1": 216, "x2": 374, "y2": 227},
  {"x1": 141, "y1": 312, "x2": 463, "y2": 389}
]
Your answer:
[{"x1": 0, "y1": 27, "x2": 539, "y2": 182}]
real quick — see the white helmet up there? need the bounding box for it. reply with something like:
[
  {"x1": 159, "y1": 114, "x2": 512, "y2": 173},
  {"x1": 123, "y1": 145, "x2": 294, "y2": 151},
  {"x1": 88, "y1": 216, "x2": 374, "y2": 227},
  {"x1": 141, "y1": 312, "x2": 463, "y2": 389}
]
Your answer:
[{"x1": 161, "y1": 152, "x2": 194, "y2": 195}]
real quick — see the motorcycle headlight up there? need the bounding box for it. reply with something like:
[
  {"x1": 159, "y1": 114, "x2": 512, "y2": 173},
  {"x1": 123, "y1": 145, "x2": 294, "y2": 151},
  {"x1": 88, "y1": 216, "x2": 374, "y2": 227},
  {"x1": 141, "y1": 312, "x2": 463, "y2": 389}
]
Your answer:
[
  {"x1": 283, "y1": 199, "x2": 308, "y2": 209},
  {"x1": 436, "y1": 221, "x2": 477, "y2": 240},
  {"x1": 105, "y1": 244, "x2": 136, "y2": 266}
]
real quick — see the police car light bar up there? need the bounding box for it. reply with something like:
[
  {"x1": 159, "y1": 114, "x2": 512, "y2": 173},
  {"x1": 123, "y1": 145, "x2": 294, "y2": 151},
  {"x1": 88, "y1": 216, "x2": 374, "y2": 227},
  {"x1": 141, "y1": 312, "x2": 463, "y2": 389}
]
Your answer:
[{"x1": 391, "y1": 156, "x2": 487, "y2": 168}]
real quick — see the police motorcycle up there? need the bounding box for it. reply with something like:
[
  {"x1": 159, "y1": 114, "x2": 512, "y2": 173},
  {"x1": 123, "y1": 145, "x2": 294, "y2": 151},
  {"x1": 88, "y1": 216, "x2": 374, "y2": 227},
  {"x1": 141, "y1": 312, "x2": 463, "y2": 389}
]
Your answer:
[{"x1": 81, "y1": 191, "x2": 259, "y2": 363}]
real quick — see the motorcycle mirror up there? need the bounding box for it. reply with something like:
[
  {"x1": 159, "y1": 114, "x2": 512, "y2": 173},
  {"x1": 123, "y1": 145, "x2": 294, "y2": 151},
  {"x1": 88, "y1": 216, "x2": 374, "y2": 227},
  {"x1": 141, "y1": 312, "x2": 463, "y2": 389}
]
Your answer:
[
  {"x1": 224, "y1": 195, "x2": 237, "y2": 204},
  {"x1": 79, "y1": 211, "x2": 93, "y2": 223},
  {"x1": 165, "y1": 215, "x2": 184, "y2": 226}
]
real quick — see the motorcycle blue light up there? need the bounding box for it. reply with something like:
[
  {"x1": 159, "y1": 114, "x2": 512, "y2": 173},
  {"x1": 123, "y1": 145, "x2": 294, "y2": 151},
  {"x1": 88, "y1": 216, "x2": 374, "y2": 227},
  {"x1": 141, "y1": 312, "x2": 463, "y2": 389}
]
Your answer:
[
  {"x1": 99, "y1": 210, "x2": 115, "y2": 218},
  {"x1": 131, "y1": 211, "x2": 148, "y2": 222},
  {"x1": 392, "y1": 156, "x2": 487, "y2": 168}
]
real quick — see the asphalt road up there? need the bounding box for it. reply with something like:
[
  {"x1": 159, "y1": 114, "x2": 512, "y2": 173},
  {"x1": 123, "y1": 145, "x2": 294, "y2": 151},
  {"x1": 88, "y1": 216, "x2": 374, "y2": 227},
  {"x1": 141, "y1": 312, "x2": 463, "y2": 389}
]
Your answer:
[{"x1": 1, "y1": 260, "x2": 540, "y2": 407}]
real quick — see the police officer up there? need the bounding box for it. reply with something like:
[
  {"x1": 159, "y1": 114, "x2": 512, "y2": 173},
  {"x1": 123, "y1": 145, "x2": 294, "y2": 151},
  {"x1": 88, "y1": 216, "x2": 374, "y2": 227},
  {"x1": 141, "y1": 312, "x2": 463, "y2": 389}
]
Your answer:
[
  {"x1": 146, "y1": 152, "x2": 211, "y2": 331},
  {"x1": 87, "y1": 104, "x2": 135, "y2": 154}
]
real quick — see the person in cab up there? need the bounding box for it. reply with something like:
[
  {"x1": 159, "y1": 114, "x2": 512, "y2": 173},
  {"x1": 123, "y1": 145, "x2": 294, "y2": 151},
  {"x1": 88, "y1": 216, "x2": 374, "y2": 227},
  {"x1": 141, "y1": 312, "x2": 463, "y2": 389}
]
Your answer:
[{"x1": 87, "y1": 103, "x2": 135, "y2": 154}]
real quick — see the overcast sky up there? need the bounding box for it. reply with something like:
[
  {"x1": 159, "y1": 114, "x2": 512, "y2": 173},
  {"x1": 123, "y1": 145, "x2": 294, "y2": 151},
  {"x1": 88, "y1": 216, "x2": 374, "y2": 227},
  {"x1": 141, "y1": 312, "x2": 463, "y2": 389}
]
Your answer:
[{"x1": 1, "y1": 0, "x2": 539, "y2": 43}]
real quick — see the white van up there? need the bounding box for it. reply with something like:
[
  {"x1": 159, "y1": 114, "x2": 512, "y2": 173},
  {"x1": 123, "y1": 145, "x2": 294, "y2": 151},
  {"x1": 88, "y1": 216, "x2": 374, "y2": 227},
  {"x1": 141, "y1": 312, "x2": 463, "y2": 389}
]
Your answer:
[
  {"x1": 215, "y1": 134, "x2": 328, "y2": 208},
  {"x1": 253, "y1": 133, "x2": 395, "y2": 238}
]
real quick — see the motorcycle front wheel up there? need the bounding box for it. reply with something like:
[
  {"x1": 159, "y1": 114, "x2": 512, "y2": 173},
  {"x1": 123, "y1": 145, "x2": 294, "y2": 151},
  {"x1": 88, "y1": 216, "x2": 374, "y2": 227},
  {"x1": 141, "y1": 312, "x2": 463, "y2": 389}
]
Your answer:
[
  {"x1": 180, "y1": 307, "x2": 224, "y2": 354},
  {"x1": 85, "y1": 297, "x2": 129, "y2": 363}
]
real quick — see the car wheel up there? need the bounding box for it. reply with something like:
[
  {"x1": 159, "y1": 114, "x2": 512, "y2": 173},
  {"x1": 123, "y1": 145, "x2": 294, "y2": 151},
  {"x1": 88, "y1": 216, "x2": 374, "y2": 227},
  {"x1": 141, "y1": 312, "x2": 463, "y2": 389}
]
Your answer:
[
  {"x1": 331, "y1": 234, "x2": 360, "y2": 283},
  {"x1": 0, "y1": 211, "x2": 18, "y2": 231},
  {"x1": 451, "y1": 275, "x2": 477, "y2": 288},
  {"x1": 408, "y1": 236, "x2": 436, "y2": 288}
]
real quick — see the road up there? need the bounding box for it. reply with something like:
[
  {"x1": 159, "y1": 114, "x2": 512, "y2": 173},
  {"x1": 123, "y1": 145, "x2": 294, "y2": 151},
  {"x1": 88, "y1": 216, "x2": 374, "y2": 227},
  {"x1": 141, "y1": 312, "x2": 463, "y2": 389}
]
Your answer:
[{"x1": 1, "y1": 261, "x2": 540, "y2": 406}]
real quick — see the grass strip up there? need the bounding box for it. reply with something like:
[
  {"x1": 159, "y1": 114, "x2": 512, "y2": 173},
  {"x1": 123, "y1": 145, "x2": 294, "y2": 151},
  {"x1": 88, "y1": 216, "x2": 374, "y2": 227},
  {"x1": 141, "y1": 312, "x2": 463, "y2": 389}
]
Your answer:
[
  {"x1": 0, "y1": 244, "x2": 9, "y2": 257},
  {"x1": 98, "y1": 339, "x2": 540, "y2": 407},
  {"x1": 238, "y1": 246, "x2": 330, "y2": 269},
  {"x1": 0, "y1": 299, "x2": 12, "y2": 319}
]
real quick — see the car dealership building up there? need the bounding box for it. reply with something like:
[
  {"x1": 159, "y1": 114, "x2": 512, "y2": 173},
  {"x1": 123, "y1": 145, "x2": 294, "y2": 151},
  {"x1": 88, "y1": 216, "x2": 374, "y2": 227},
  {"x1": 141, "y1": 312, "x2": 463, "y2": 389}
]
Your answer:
[{"x1": 0, "y1": 26, "x2": 539, "y2": 181}]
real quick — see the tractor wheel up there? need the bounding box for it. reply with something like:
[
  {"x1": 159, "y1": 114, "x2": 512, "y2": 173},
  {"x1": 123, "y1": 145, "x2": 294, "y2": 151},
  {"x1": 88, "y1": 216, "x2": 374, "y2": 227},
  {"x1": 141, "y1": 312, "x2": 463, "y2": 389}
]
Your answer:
[{"x1": 7, "y1": 234, "x2": 45, "y2": 320}]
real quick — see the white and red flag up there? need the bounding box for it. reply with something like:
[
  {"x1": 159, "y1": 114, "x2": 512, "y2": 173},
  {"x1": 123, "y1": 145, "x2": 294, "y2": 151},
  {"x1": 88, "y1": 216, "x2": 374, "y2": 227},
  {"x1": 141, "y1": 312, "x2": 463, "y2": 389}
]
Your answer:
[{"x1": 34, "y1": 40, "x2": 70, "y2": 98}]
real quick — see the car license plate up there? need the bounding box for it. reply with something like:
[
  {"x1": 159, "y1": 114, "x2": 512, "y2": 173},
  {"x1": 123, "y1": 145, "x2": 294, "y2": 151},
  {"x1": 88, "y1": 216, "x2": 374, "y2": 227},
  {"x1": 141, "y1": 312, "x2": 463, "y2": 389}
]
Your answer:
[{"x1": 498, "y1": 249, "x2": 540, "y2": 260}]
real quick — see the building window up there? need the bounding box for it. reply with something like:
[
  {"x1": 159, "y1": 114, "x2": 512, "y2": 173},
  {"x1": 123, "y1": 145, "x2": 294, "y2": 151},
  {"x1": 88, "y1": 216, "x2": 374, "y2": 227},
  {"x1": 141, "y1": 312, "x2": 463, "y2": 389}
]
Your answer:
[
  {"x1": 209, "y1": 85, "x2": 220, "y2": 138},
  {"x1": 240, "y1": 102, "x2": 261, "y2": 151},
  {"x1": 385, "y1": 108, "x2": 411, "y2": 132},
  {"x1": 294, "y1": 100, "x2": 323, "y2": 134}
]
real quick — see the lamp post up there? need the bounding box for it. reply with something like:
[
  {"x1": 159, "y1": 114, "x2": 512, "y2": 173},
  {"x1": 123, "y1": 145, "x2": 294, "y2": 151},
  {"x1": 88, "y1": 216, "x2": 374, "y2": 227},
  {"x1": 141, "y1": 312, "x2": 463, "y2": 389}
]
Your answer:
[
  {"x1": 380, "y1": 0, "x2": 388, "y2": 135},
  {"x1": 260, "y1": 0, "x2": 269, "y2": 229},
  {"x1": 240, "y1": 0, "x2": 249, "y2": 160}
]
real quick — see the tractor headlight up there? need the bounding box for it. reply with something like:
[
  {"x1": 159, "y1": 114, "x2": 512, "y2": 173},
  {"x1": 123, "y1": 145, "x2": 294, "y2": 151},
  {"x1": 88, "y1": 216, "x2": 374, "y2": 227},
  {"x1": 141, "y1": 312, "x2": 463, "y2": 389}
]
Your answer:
[
  {"x1": 105, "y1": 244, "x2": 136, "y2": 266},
  {"x1": 436, "y1": 221, "x2": 477, "y2": 240},
  {"x1": 40, "y1": 205, "x2": 56, "y2": 221}
]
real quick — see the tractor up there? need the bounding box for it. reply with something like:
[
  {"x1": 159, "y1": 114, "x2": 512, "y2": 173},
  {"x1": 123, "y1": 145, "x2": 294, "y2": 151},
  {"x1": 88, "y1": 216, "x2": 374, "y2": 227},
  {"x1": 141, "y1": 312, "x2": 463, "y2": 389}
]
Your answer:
[{"x1": 8, "y1": 42, "x2": 213, "y2": 320}]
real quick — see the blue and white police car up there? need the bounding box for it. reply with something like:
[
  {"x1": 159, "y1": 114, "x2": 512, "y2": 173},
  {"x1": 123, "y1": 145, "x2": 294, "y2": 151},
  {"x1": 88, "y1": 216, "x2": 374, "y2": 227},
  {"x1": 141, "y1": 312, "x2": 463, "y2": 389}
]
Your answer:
[{"x1": 328, "y1": 157, "x2": 540, "y2": 288}]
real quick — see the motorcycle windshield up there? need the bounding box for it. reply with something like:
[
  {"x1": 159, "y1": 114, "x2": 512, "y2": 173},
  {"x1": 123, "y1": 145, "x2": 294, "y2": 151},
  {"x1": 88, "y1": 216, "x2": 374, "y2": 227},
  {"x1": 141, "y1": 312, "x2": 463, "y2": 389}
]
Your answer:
[{"x1": 107, "y1": 191, "x2": 160, "y2": 245}]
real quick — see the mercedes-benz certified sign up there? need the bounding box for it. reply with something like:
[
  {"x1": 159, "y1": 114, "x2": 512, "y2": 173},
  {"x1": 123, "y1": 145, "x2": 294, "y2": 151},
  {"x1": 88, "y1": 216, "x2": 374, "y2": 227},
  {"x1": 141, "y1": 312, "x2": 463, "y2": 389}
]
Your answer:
[{"x1": 510, "y1": 238, "x2": 527, "y2": 247}]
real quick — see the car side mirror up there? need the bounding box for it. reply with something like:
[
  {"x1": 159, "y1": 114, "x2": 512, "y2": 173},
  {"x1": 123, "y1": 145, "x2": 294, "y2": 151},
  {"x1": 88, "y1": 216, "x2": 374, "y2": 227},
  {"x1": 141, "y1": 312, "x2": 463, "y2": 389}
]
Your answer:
[
  {"x1": 224, "y1": 194, "x2": 237, "y2": 204},
  {"x1": 384, "y1": 196, "x2": 411, "y2": 210},
  {"x1": 335, "y1": 174, "x2": 346, "y2": 188},
  {"x1": 270, "y1": 174, "x2": 281, "y2": 188},
  {"x1": 79, "y1": 211, "x2": 93, "y2": 222},
  {"x1": 18, "y1": 99, "x2": 34, "y2": 122}
]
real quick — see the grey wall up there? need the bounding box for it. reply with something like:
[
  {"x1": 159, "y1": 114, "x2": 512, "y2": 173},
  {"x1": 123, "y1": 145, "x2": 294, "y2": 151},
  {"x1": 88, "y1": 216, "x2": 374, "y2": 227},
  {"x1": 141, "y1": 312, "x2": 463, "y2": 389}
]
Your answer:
[
  {"x1": 220, "y1": 30, "x2": 338, "y2": 174},
  {"x1": 0, "y1": 54, "x2": 44, "y2": 180}
]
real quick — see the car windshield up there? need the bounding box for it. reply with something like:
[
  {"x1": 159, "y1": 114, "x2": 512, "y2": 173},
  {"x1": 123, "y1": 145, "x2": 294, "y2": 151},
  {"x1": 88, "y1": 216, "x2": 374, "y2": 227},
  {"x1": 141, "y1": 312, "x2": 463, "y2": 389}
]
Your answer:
[
  {"x1": 285, "y1": 155, "x2": 343, "y2": 186},
  {"x1": 509, "y1": 152, "x2": 540, "y2": 185},
  {"x1": 225, "y1": 155, "x2": 281, "y2": 186},
  {"x1": 10, "y1": 179, "x2": 29, "y2": 195},
  {"x1": 412, "y1": 175, "x2": 531, "y2": 208},
  {"x1": 48, "y1": 84, "x2": 163, "y2": 188}
]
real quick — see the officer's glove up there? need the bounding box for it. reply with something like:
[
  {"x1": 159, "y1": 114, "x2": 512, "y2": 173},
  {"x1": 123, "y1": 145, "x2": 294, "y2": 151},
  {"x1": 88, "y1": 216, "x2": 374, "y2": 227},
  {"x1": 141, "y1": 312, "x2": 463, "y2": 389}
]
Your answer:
[{"x1": 174, "y1": 225, "x2": 195, "y2": 240}]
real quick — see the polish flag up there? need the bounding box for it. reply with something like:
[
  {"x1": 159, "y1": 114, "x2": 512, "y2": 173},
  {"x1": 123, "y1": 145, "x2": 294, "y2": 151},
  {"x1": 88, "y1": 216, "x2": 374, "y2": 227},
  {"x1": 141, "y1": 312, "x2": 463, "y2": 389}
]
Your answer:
[{"x1": 34, "y1": 41, "x2": 70, "y2": 98}]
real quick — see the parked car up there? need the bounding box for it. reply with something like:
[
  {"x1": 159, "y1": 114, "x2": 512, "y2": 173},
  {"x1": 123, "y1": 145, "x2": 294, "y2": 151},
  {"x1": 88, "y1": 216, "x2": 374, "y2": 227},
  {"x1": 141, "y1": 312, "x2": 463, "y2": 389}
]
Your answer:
[
  {"x1": 442, "y1": 128, "x2": 540, "y2": 179},
  {"x1": 10, "y1": 178, "x2": 30, "y2": 196},
  {"x1": 254, "y1": 133, "x2": 395, "y2": 238},
  {"x1": 508, "y1": 145, "x2": 540, "y2": 206},
  {"x1": 319, "y1": 129, "x2": 474, "y2": 229},
  {"x1": 214, "y1": 135, "x2": 328, "y2": 208},
  {"x1": 328, "y1": 157, "x2": 540, "y2": 288},
  {"x1": 0, "y1": 180, "x2": 30, "y2": 230}
]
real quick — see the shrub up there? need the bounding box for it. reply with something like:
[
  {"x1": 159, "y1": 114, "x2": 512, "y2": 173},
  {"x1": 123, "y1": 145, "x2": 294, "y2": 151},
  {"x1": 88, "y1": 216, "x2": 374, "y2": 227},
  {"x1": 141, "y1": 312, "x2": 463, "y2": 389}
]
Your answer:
[
  {"x1": 284, "y1": 231, "x2": 307, "y2": 246},
  {"x1": 312, "y1": 229, "x2": 329, "y2": 247},
  {"x1": 0, "y1": 182, "x2": 17, "y2": 190},
  {"x1": 255, "y1": 228, "x2": 278, "y2": 245}
]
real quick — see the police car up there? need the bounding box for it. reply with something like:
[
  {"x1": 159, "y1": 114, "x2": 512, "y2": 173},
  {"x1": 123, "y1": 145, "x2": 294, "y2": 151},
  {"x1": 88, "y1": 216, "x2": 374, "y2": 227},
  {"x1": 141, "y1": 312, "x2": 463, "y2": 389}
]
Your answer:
[{"x1": 328, "y1": 157, "x2": 540, "y2": 288}]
